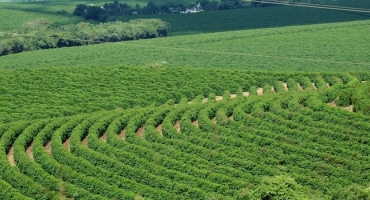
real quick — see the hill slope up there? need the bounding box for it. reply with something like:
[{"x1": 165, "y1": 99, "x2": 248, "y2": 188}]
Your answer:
[
  {"x1": 1, "y1": 20, "x2": 369, "y2": 71},
  {"x1": 1, "y1": 79, "x2": 370, "y2": 199}
]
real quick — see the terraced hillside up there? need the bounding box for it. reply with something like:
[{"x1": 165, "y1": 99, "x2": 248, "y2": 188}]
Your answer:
[{"x1": 1, "y1": 72, "x2": 370, "y2": 199}]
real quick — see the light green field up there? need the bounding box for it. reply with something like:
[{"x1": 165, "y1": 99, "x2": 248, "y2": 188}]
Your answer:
[{"x1": 1, "y1": 20, "x2": 369, "y2": 72}]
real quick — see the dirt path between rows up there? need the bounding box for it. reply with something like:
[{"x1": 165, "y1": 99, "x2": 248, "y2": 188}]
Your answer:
[
  {"x1": 243, "y1": 92, "x2": 249, "y2": 97},
  {"x1": 82, "y1": 137, "x2": 88, "y2": 146},
  {"x1": 137, "y1": 127, "x2": 144, "y2": 137},
  {"x1": 297, "y1": 83, "x2": 303, "y2": 91},
  {"x1": 283, "y1": 83, "x2": 288, "y2": 91},
  {"x1": 119, "y1": 129, "x2": 126, "y2": 140},
  {"x1": 211, "y1": 117, "x2": 217, "y2": 124},
  {"x1": 45, "y1": 141, "x2": 52, "y2": 156},
  {"x1": 312, "y1": 83, "x2": 317, "y2": 91},
  {"x1": 202, "y1": 98, "x2": 208, "y2": 103},
  {"x1": 26, "y1": 142, "x2": 34, "y2": 161},
  {"x1": 216, "y1": 96, "x2": 223, "y2": 101},
  {"x1": 63, "y1": 138, "x2": 71, "y2": 151},
  {"x1": 174, "y1": 121, "x2": 181, "y2": 132},
  {"x1": 192, "y1": 120, "x2": 199, "y2": 128},
  {"x1": 99, "y1": 133, "x2": 106, "y2": 142},
  {"x1": 328, "y1": 101, "x2": 353, "y2": 112},
  {"x1": 7, "y1": 146, "x2": 16, "y2": 166},
  {"x1": 156, "y1": 124, "x2": 163, "y2": 136},
  {"x1": 271, "y1": 86, "x2": 276, "y2": 93},
  {"x1": 257, "y1": 88, "x2": 263, "y2": 95},
  {"x1": 230, "y1": 94, "x2": 237, "y2": 98}
]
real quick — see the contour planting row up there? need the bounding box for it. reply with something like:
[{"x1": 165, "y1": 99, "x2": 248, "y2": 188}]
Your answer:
[
  {"x1": 1, "y1": 77, "x2": 369, "y2": 199},
  {"x1": 0, "y1": 66, "x2": 365, "y2": 123}
]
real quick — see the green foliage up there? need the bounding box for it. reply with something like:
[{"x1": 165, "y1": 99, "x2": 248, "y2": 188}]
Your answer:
[
  {"x1": 330, "y1": 184, "x2": 370, "y2": 200},
  {"x1": 238, "y1": 175, "x2": 313, "y2": 200},
  {"x1": 2, "y1": 20, "x2": 369, "y2": 71},
  {"x1": 0, "y1": 19, "x2": 169, "y2": 56}
]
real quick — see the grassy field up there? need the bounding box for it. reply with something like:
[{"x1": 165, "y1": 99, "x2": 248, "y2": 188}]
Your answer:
[{"x1": 1, "y1": 20, "x2": 369, "y2": 71}]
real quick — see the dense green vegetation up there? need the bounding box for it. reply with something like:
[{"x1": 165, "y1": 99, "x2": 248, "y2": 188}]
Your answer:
[
  {"x1": 1, "y1": 2, "x2": 369, "y2": 34},
  {"x1": 1, "y1": 74, "x2": 370, "y2": 198},
  {"x1": 1, "y1": 20, "x2": 369, "y2": 71},
  {"x1": 1, "y1": 0, "x2": 370, "y2": 199},
  {"x1": 0, "y1": 19, "x2": 169, "y2": 56}
]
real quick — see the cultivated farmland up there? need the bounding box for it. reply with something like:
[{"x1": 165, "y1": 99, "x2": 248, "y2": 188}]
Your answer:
[{"x1": 1, "y1": 0, "x2": 370, "y2": 199}]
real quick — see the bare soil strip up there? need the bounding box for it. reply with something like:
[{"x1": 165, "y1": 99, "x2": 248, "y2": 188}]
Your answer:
[
  {"x1": 243, "y1": 92, "x2": 250, "y2": 97},
  {"x1": 271, "y1": 86, "x2": 276, "y2": 93},
  {"x1": 188, "y1": 101, "x2": 194, "y2": 104},
  {"x1": 99, "y1": 132, "x2": 107, "y2": 143},
  {"x1": 202, "y1": 98, "x2": 208, "y2": 103},
  {"x1": 211, "y1": 117, "x2": 217, "y2": 124},
  {"x1": 257, "y1": 88, "x2": 263, "y2": 95},
  {"x1": 343, "y1": 105, "x2": 354, "y2": 112},
  {"x1": 230, "y1": 94, "x2": 237, "y2": 98},
  {"x1": 283, "y1": 83, "x2": 289, "y2": 91},
  {"x1": 228, "y1": 115, "x2": 234, "y2": 120},
  {"x1": 156, "y1": 124, "x2": 163, "y2": 136},
  {"x1": 328, "y1": 101, "x2": 353, "y2": 112},
  {"x1": 119, "y1": 129, "x2": 126, "y2": 140},
  {"x1": 45, "y1": 141, "x2": 52, "y2": 156},
  {"x1": 215, "y1": 96, "x2": 223, "y2": 101},
  {"x1": 297, "y1": 83, "x2": 303, "y2": 91},
  {"x1": 137, "y1": 127, "x2": 144, "y2": 137},
  {"x1": 174, "y1": 120, "x2": 181, "y2": 132},
  {"x1": 26, "y1": 142, "x2": 34, "y2": 161},
  {"x1": 82, "y1": 137, "x2": 88, "y2": 146},
  {"x1": 312, "y1": 83, "x2": 317, "y2": 91},
  {"x1": 192, "y1": 120, "x2": 199, "y2": 128},
  {"x1": 7, "y1": 146, "x2": 16, "y2": 166},
  {"x1": 63, "y1": 138, "x2": 71, "y2": 151},
  {"x1": 362, "y1": 81, "x2": 368, "y2": 83}
]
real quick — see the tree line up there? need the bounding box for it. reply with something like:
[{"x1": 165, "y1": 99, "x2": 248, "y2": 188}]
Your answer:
[
  {"x1": 73, "y1": 0, "x2": 246, "y2": 21},
  {"x1": 0, "y1": 19, "x2": 169, "y2": 56}
]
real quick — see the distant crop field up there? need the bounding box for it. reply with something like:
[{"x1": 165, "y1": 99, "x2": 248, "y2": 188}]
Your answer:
[
  {"x1": 1, "y1": 20, "x2": 369, "y2": 71},
  {"x1": 1, "y1": 1, "x2": 369, "y2": 33}
]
